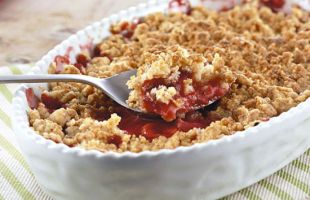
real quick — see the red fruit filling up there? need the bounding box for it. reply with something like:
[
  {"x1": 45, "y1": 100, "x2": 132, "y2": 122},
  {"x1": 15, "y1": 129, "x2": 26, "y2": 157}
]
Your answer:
[
  {"x1": 141, "y1": 71, "x2": 228, "y2": 122},
  {"x1": 260, "y1": 0, "x2": 285, "y2": 11},
  {"x1": 41, "y1": 93, "x2": 65, "y2": 112},
  {"x1": 76, "y1": 53, "x2": 89, "y2": 68},
  {"x1": 111, "y1": 18, "x2": 144, "y2": 39},
  {"x1": 115, "y1": 106, "x2": 218, "y2": 141},
  {"x1": 26, "y1": 89, "x2": 65, "y2": 113},
  {"x1": 107, "y1": 135, "x2": 122, "y2": 147},
  {"x1": 55, "y1": 53, "x2": 89, "y2": 74},
  {"x1": 74, "y1": 53, "x2": 90, "y2": 74}
]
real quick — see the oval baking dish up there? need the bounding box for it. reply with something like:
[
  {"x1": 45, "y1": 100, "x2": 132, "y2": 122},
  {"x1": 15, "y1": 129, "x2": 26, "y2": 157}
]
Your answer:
[{"x1": 12, "y1": 0, "x2": 310, "y2": 199}]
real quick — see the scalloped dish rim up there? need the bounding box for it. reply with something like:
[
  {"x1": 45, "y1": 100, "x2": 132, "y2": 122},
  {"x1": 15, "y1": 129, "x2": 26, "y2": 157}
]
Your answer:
[{"x1": 11, "y1": 0, "x2": 310, "y2": 159}]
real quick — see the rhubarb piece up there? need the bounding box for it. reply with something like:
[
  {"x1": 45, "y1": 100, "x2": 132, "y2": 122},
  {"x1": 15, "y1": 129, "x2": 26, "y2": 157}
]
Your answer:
[{"x1": 25, "y1": 88, "x2": 39, "y2": 109}]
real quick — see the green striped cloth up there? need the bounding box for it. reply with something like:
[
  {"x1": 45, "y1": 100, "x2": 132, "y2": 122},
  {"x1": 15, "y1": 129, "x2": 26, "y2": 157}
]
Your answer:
[{"x1": 0, "y1": 65, "x2": 309, "y2": 200}]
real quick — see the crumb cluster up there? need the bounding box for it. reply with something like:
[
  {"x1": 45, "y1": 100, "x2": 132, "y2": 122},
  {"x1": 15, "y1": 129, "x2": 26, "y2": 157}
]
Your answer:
[{"x1": 28, "y1": 1, "x2": 310, "y2": 153}]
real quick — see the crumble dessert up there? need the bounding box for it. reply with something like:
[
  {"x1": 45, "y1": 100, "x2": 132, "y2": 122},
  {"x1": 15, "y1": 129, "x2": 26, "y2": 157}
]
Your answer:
[{"x1": 27, "y1": 0, "x2": 310, "y2": 153}]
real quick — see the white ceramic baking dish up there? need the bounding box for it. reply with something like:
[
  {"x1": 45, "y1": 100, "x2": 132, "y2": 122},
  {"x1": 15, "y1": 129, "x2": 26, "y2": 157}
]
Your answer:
[{"x1": 11, "y1": 0, "x2": 310, "y2": 199}]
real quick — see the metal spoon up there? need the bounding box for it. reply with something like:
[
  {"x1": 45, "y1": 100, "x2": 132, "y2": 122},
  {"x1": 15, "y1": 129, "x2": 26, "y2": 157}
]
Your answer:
[
  {"x1": 0, "y1": 69, "x2": 140, "y2": 112},
  {"x1": 0, "y1": 69, "x2": 219, "y2": 113}
]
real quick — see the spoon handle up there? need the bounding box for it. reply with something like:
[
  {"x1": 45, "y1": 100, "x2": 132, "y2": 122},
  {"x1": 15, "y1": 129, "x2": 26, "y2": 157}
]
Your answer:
[{"x1": 0, "y1": 74, "x2": 98, "y2": 86}]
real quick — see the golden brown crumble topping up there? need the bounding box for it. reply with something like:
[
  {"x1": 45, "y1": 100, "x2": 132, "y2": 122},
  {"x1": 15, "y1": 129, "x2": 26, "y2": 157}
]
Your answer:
[{"x1": 28, "y1": 1, "x2": 310, "y2": 153}]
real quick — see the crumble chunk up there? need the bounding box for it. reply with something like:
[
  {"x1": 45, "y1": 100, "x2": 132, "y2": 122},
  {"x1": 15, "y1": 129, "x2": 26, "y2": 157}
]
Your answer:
[
  {"x1": 48, "y1": 108, "x2": 78, "y2": 127},
  {"x1": 32, "y1": 119, "x2": 64, "y2": 142},
  {"x1": 150, "y1": 86, "x2": 177, "y2": 104}
]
